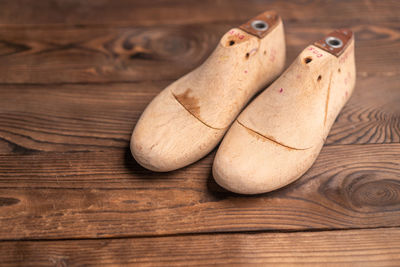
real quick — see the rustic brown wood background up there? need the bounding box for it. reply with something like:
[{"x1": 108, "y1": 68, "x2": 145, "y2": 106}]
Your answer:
[{"x1": 0, "y1": 0, "x2": 399, "y2": 265}]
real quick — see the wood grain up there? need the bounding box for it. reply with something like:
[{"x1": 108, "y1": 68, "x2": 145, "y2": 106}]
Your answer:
[
  {"x1": 0, "y1": 144, "x2": 399, "y2": 240},
  {"x1": 0, "y1": 23, "x2": 398, "y2": 84},
  {"x1": 0, "y1": 74, "x2": 398, "y2": 154},
  {"x1": 327, "y1": 74, "x2": 400, "y2": 145},
  {"x1": 0, "y1": 0, "x2": 399, "y2": 264},
  {"x1": 0, "y1": 24, "x2": 219, "y2": 84},
  {"x1": 1, "y1": 0, "x2": 399, "y2": 27},
  {"x1": 1, "y1": 228, "x2": 399, "y2": 266},
  {"x1": 0, "y1": 82, "x2": 161, "y2": 153}
]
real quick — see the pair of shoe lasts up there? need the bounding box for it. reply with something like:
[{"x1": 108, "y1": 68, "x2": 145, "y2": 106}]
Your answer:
[{"x1": 131, "y1": 10, "x2": 356, "y2": 194}]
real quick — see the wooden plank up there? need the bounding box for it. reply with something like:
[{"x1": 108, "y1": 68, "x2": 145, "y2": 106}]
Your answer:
[
  {"x1": 0, "y1": 0, "x2": 398, "y2": 26},
  {"x1": 1, "y1": 228, "x2": 399, "y2": 266},
  {"x1": 0, "y1": 73, "x2": 398, "y2": 154},
  {"x1": 0, "y1": 23, "x2": 398, "y2": 84},
  {"x1": 327, "y1": 74, "x2": 400, "y2": 145},
  {"x1": 0, "y1": 81, "x2": 165, "y2": 153},
  {"x1": 0, "y1": 1, "x2": 397, "y2": 265},
  {"x1": 0, "y1": 24, "x2": 219, "y2": 84},
  {"x1": 0, "y1": 144, "x2": 399, "y2": 240}
]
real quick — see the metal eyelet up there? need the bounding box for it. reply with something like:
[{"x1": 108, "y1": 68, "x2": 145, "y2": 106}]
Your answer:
[
  {"x1": 251, "y1": 20, "x2": 269, "y2": 31},
  {"x1": 325, "y1": 36, "x2": 343, "y2": 49}
]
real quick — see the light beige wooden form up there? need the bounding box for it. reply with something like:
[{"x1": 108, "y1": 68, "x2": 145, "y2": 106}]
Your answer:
[
  {"x1": 213, "y1": 29, "x2": 356, "y2": 194},
  {"x1": 131, "y1": 11, "x2": 286, "y2": 171}
]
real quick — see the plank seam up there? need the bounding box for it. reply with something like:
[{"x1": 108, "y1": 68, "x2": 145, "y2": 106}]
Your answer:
[{"x1": 0, "y1": 225, "x2": 399, "y2": 243}]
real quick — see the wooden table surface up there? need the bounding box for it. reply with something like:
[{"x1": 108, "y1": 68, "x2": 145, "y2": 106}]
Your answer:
[{"x1": 0, "y1": 0, "x2": 399, "y2": 265}]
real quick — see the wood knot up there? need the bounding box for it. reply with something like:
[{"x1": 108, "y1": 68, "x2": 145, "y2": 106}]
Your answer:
[
  {"x1": 0, "y1": 197, "x2": 20, "y2": 207},
  {"x1": 122, "y1": 39, "x2": 134, "y2": 50},
  {"x1": 347, "y1": 179, "x2": 400, "y2": 209},
  {"x1": 150, "y1": 29, "x2": 198, "y2": 60},
  {"x1": 113, "y1": 29, "x2": 198, "y2": 62}
]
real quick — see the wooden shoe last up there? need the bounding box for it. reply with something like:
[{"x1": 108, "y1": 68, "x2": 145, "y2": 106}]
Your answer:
[
  {"x1": 131, "y1": 11, "x2": 286, "y2": 171},
  {"x1": 213, "y1": 29, "x2": 356, "y2": 194}
]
